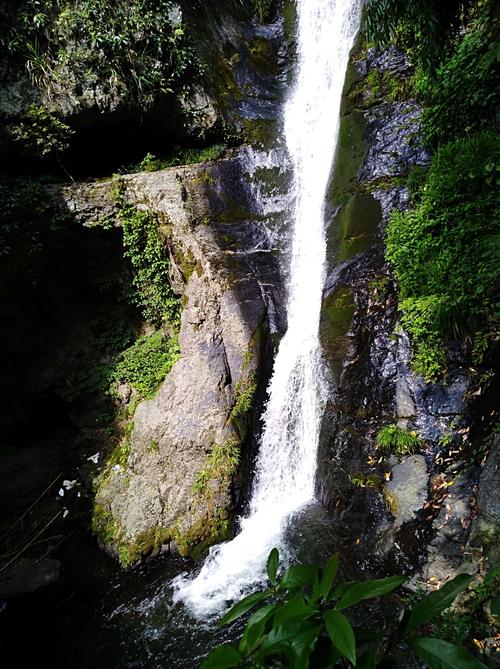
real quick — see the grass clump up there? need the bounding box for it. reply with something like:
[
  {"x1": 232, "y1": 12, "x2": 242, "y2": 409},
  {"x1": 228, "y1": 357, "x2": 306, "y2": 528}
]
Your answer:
[
  {"x1": 230, "y1": 374, "x2": 257, "y2": 420},
  {"x1": 126, "y1": 144, "x2": 227, "y2": 173},
  {"x1": 193, "y1": 439, "x2": 240, "y2": 497},
  {"x1": 386, "y1": 131, "x2": 499, "y2": 381},
  {"x1": 376, "y1": 424, "x2": 423, "y2": 456}
]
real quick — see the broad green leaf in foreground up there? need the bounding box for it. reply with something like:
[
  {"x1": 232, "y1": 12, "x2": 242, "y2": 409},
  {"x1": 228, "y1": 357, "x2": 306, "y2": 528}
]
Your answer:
[
  {"x1": 288, "y1": 625, "x2": 322, "y2": 669},
  {"x1": 320, "y1": 553, "x2": 340, "y2": 600},
  {"x1": 280, "y1": 565, "x2": 318, "y2": 591},
  {"x1": 203, "y1": 644, "x2": 242, "y2": 669},
  {"x1": 239, "y1": 604, "x2": 277, "y2": 656},
  {"x1": 267, "y1": 548, "x2": 280, "y2": 585},
  {"x1": 410, "y1": 637, "x2": 488, "y2": 669},
  {"x1": 273, "y1": 595, "x2": 316, "y2": 626},
  {"x1": 324, "y1": 609, "x2": 356, "y2": 665},
  {"x1": 404, "y1": 573, "x2": 474, "y2": 634},
  {"x1": 220, "y1": 590, "x2": 271, "y2": 626},
  {"x1": 337, "y1": 576, "x2": 407, "y2": 610}
]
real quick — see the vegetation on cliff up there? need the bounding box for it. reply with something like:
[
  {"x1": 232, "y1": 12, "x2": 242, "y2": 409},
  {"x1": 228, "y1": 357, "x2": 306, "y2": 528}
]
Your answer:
[
  {"x1": 1, "y1": 0, "x2": 201, "y2": 107},
  {"x1": 367, "y1": 0, "x2": 499, "y2": 381}
]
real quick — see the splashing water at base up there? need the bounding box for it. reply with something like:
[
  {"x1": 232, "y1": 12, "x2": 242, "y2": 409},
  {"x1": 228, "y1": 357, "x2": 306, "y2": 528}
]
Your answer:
[{"x1": 173, "y1": 0, "x2": 362, "y2": 616}]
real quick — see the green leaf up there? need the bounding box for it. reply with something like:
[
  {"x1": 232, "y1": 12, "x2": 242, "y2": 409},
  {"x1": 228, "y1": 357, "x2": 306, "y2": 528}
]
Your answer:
[
  {"x1": 404, "y1": 573, "x2": 474, "y2": 634},
  {"x1": 484, "y1": 564, "x2": 500, "y2": 587},
  {"x1": 409, "y1": 637, "x2": 488, "y2": 669},
  {"x1": 490, "y1": 595, "x2": 500, "y2": 618},
  {"x1": 257, "y1": 621, "x2": 312, "y2": 657},
  {"x1": 267, "y1": 548, "x2": 279, "y2": 585},
  {"x1": 332, "y1": 581, "x2": 357, "y2": 599},
  {"x1": 219, "y1": 590, "x2": 271, "y2": 626},
  {"x1": 337, "y1": 576, "x2": 406, "y2": 610},
  {"x1": 239, "y1": 604, "x2": 277, "y2": 657},
  {"x1": 288, "y1": 625, "x2": 322, "y2": 669},
  {"x1": 202, "y1": 644, "x2": 242, "y2": 669},
  {"x1": 273, "y1": 596, "x2": 317, "y2": 626},
  {"x1": 357, "y1": 641, "x2": 380, "y2": 669},
  {"x1": 320, "y1": 553, "x2": 340, "y2": 600},
  {"x1": 280, "y1": 565, "x2": 318, "y2": 591},
  {"x1": 324, "y1": 610, "x2": 356, "y2": 665}
]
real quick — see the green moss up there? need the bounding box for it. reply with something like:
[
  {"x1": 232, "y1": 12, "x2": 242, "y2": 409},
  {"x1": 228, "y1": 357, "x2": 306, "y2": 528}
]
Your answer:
[
  {"x1": 247, "y1": 35, "x2": 278, "y2": 77},
  {"x1": 92, "y1": 504, "x2": 120, "y2": 546},
  {"x1": 93, "y1": 499, "x2": 174, "y2": 567},
  {"x1": 349, "y1": 67, "x2": 416, "y2": 111},
  {"x1": 148, "y1": 440, "x2": 159, "y2": 453},
  {"x1": 383, "y1": 486, "x2": 400, "y2": 514},
  {"x1": 176, "y1": 507, "x2": 232, "y2": 561},
  {"x1": 320, "y1": 286, "x2": 355, "y2": 384},
  {"x1": 242, "y1": 118, "x2": 278, "y2": 149},
  {"x1": 174, "y1": 246, "x2": 201, "y2": 282},
  {"x1": 376, "y1": 424, "x2": 423, "y2": 457},
  {"x1": 321, "y1": 287, "x2": 355, "y2": 339}
]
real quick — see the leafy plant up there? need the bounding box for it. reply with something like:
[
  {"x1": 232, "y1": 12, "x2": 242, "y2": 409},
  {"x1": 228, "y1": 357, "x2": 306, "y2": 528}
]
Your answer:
[
  {"x1": 204, "y1": 549, "x2": 489, "y2": 668},
  {"x1": 125, "y1": 144, "x2": 227, "y2": 173},
  {"x1": 416, "y1": 11, "x2": 499, "y2": 147},
  {"x1": 376, "y1": 424, "x2": 422, "y2": 456},
  {"x1": 118, "y1": 198, "x2": 180, "y2": 327},
  {"x1": 111, "y1": 331, "x2": 179, "y2": 399},
  {"x1": 13, "y1": 104, "x2": 74, "y2": 158}
]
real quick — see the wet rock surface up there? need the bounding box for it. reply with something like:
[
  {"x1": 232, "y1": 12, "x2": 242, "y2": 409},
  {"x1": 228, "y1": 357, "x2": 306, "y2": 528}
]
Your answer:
[
  {"x1": 49, "y1": 144, "x2": 288, "y2": 561},
  {"x1": 317, "y1": 42, "x2": 496, "y2": 583}
]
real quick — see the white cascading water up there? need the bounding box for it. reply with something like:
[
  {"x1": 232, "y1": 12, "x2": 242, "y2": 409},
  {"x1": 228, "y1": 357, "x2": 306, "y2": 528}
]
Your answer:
[{"x1": 173, "y1": 0, "x2": 362, "y2": 616}]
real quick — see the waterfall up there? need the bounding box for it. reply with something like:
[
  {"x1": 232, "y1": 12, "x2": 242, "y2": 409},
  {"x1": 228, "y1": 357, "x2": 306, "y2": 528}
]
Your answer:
[{"x1": 173, "y1": 0, "x2": 362, "y2": 616}]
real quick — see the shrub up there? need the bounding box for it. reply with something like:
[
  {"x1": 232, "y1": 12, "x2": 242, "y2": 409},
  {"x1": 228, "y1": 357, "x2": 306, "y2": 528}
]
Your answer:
[
  {"x1": 111, "y1": 331, "x2": 179, "y2": 399},
  {"x1": 13, "y1": 105, "x2": 74, "y2": 158},
  {"x1": 118, "y1": 201, "x2": 180, "y2": 327},
  {"x1": 417, "y1": 14, "x2": 499, "y2": 147},
  {"x1": 376, "y1": 424, "x2": 422, "y2": 456},
  {"x1": 386, "y1": 131, "x2": 500, "y2": 380},
  {"x1": 365, "y1": 0, "x2": 496, "y2": 72},
  {"x1": 203, "y1": 548, "x2": 492, "y2": 668}
]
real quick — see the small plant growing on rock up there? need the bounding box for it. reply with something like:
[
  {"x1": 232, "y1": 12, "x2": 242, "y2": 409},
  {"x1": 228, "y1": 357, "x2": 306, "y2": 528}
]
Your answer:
[
  {"x1": 14, "y1": 105, "x2": 74, "y2": 158},
  {"x1": 376, "y1": 424, "x2": 423, "y2": 456}
]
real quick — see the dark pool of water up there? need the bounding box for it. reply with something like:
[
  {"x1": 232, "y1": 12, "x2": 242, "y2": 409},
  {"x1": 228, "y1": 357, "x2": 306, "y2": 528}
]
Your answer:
[{"x1": 0, "y1": 502, "x2": 349, "y2": 668}]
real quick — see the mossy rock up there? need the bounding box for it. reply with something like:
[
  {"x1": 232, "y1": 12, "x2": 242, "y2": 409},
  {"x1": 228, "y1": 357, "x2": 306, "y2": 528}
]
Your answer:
[{"x1": 320, "y1": 285, "x2": 355, "y2": 384}]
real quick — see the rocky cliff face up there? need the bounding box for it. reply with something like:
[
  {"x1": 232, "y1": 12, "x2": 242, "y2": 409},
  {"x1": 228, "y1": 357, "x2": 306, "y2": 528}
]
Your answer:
[
  {"x1": 317, "y1": 41, "x2": 499, "y2": 584},
  {"x1": 0, "y1": 0, "x2": 293, "y2": 573},
  {"x1": 55, "y1": 153, "x2": 285, "y2": 561}
]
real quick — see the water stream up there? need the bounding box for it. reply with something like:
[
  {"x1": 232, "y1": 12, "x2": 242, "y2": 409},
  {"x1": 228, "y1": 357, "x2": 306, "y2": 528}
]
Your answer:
[{"x1": 173, "y1": 0, "x2": 362, "y2": 616}]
